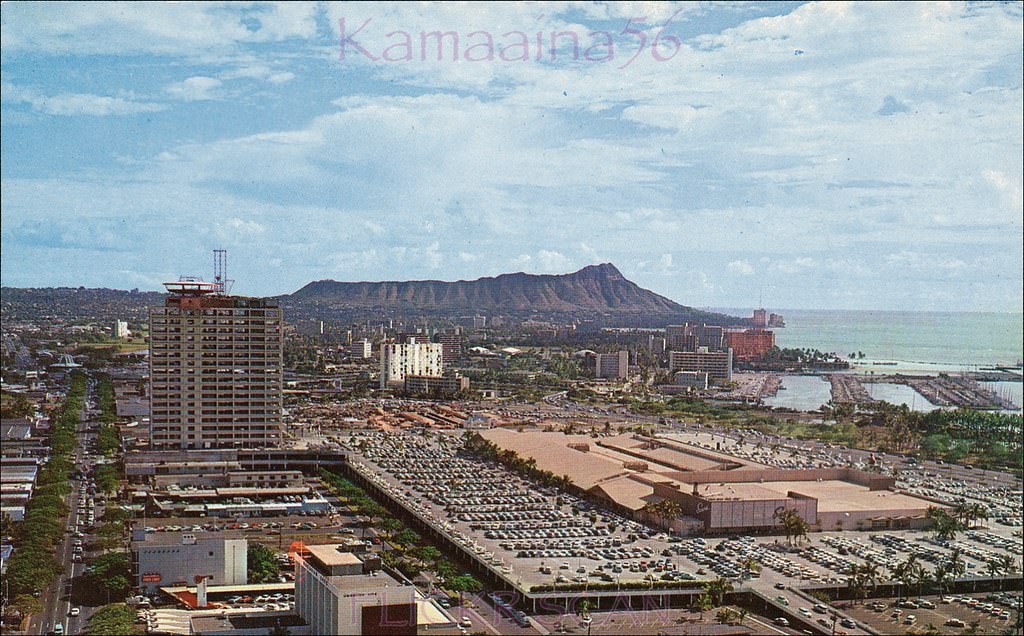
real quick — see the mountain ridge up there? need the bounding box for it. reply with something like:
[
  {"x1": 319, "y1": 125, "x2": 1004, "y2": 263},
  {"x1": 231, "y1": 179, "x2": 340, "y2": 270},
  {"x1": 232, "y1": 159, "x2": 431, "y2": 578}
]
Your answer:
[
  {"x1": 2, "y1": 264, "x2": 742, "y2": 326},
  {"x1": 282, "y1": 263, "x2": 738, "y2": 325}
]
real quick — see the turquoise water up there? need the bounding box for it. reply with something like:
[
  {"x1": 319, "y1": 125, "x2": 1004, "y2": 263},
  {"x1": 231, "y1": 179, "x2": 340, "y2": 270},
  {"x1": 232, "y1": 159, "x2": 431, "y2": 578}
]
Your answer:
[{"x1": 715, "y1": 308, "x2": 1023, "y2": 368}]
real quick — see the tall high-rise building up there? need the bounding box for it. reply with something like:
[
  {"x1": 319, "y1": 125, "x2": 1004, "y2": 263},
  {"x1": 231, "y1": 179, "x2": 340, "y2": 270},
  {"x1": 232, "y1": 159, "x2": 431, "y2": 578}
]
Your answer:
[
  {"x1": 379, "y1": 342, "x2": 443, "y2": 388},
  {"x1": 752, "y1": 308, "x2": 768, "y2": 328},
  {"x1": 149, "y1": 279, "x2": 283, "y2": 450},
  {"x1": 694, "y1": 324, "x2": 725, "y2": 350},
  {"x1": 436, "y1": 328, "x2": 464, "y2": 366},
  {"x1": 724, "y1": 328, "x2": 775, "y2": 360}
]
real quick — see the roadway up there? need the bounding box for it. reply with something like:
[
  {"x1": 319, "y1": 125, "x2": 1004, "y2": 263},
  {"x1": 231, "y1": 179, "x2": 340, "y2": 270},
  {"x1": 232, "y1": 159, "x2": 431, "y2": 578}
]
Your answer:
[{"x1": 28, "y1": 382, "x2": 101, "y2": 636}]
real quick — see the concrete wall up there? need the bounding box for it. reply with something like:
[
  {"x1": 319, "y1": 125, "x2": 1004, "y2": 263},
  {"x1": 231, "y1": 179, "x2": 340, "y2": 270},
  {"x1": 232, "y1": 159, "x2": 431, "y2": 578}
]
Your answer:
[{"x1": 135, "y1": 535, "x2": 248, "y2": 594}]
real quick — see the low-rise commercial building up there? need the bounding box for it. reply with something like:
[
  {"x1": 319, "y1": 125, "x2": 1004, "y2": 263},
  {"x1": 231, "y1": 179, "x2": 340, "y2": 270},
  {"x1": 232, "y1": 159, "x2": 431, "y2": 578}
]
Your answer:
[
  {"x1": 403, "y1": 373, "x2": 469, "y2": 396},
  {"x1": 132, "y1": 531, "x2": 248, "y2": 594}
]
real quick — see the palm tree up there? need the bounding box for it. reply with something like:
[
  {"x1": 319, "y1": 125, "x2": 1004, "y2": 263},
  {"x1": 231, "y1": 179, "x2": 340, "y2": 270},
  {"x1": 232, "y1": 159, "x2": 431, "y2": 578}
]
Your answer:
[
  {"x1": 914, "y1": 561, "x2": 931, "y2": 597},
  {"x1": 660, "y1": 499, "x2": 682, "y2": 526},
  {"x1": 932, "y1": 563, "x2": 952, "y2": 596},
  {"x1": 773, "y1": 507, "x2": 795, "y2": 546},
  {"x1": 695, "y1": 593, "x2": 713, "y2": 620},
  {"x1": 892, "y1": 554, "x2": 919, "y2": 603},
  {"x1": 740, "y1": 557, "x2": 762, "y2": 580},
  {"x1": 969, "y1": 503, "x2": 989, "y2": 529},
  {"x1": 952, "y1": 501, "x2": 972, "y2": 526},
  {"x1": 846, "y1": 566, "x2": 867, "y2": 606},
  {"x1": 703, "y1": 577, "x2": 734, "y2": 607},
  {"x1": 987, "y1": 559, "x2": 1002, "y2": 584},
  {"x1": 860, "y1": 558, "x2": 881, "y2": 598},
  {"x1": 947, "y1": 549, "x2": 966, "y2": 580}
]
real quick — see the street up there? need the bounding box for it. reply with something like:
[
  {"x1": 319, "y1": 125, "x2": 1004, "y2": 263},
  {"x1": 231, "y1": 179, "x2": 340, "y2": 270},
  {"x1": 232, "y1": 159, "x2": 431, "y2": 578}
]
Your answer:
[{"x1": 27, "y1": 382, "x2": 100, "y2": 636}]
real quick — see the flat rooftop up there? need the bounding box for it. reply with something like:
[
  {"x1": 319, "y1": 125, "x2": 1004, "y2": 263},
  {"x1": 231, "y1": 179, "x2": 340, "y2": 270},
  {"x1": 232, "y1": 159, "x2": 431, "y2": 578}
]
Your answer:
[
  {"x1": 687, "y1": 479, "x2": 932, "y2": 512},
  {"x1": 326, "y1": 571, "x2": 405, "y2": 592},
  {"x1": 305, "y1": 544, "x2": 363, "y2": 567},
  {"x1": 191, "y1": 612, "x2": 306, "y2": 634},
  {"x1": 132, "y1": 530, "x2": 246, "y2": 547},
  {"x1": 756, "y1": 480, "x2": 933, "y2": 512},
  {"x1": 478, "y1": 429, "x2": 628, "y2": 489}
]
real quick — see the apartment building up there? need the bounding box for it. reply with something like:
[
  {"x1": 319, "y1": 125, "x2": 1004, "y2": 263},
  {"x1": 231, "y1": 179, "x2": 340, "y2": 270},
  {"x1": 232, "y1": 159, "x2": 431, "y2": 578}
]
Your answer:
[
  {"x1": 149, "y1": 281, "x2": 283, "y2": 449},
  {"x1": 379, "y1": 342, "x2": 443, "y2": 388}
]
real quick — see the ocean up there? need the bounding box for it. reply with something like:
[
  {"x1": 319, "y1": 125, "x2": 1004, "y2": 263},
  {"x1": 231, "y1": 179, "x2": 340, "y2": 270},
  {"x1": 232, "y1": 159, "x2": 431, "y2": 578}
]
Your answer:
[
  {"x1": 714, "y1": 308, "x2": 1024, "y2": 412},
  {"x1": 714, "y1": 308, "x2": 1023, "y2": 369}
]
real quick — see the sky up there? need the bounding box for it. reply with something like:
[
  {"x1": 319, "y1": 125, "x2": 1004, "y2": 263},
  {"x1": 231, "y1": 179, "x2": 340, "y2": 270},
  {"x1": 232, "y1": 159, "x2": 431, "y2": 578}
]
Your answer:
[{"x1": 1, "y1": 1, "x2": 1022, "y2": 312}]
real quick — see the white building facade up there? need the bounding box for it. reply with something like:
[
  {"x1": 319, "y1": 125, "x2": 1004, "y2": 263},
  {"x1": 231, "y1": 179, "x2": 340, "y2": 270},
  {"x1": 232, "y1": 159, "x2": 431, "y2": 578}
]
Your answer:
[{"x1": 379, "y1": 342, "x2": 443, "y2": 388}]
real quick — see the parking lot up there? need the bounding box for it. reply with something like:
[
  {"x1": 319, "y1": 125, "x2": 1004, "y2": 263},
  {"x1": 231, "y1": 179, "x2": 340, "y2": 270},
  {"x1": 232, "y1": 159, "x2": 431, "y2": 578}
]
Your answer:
[
  {"x1": 840, "y1": 592, "x2": 1021, "y2": 634},
  {"x1": 341, "y1": 429, "x2": 1022, "y2": 600}
]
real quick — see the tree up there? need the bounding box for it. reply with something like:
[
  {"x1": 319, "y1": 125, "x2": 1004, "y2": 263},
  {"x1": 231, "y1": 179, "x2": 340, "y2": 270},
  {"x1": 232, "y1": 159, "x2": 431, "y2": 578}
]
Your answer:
[
  {"x1": 740, "y1": 556, "x2": 762, "y2": 579},
  {"x1": 446, "y1": 575, "x2": 482, "y2": 621},
  {"x1": 846, "y1": 563, "x2": 872, "y2": 605},
  {"x1": 695, "y1": 593, "x2": 713, "y2": 620},
  {"x1": 85, "y1": 603, "x2": 142, "y2": 635},
  {"x1": 893, "y1": 554, "x2": 922, "y2": 603},
  {"x1": 716, "y1": 608, "x2": 738, "y2": 625},
  {"x1": 926, "y1": 506, "x2": 963, "y2": 541},
  {"x1": 392, "y1": 528, "x2": 421, "y2": 548},
  {"x1": 11, "y1": 594, "x2": 43, "y2": 616},
  {"x1": 248, "y1": 543, "x2": 280, "y2": 583},
  {"x1": 773, "y1": 507, "x2": 809, "y2": 546},
  {"x1": 412, "y1": 545, "x2": 442, "y2": 565},
  {"x1": 703, "y1": 577, "x2": 733, "y2": 607}
]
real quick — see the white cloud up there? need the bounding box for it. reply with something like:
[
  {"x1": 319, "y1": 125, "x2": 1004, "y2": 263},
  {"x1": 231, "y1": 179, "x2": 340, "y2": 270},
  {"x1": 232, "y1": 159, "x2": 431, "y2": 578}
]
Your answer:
[
  {"x1": 219, "y1": 65, "x2": 295, "y2": 84},
  {"x1": 217, "y1": 217, "x2": 265, "y2": 240},
  {"x1": 727, "y1": 259, "x2": 754, "y2": 275},
  {"x1": 2, "y1": 82, "x2": 164, "y2": 116},
  {"x1": 165, "y1": 76, "x2": 222, "y2": 101},
  {"x1": 0, "y1": 2, "x2": 320, "y2": 56}
]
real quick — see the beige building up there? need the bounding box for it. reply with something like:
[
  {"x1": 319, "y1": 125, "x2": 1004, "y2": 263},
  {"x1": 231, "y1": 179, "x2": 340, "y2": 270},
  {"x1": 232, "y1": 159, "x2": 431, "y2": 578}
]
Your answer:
[
  {"x1": 379, "y1": 342, "x2": 443, "y2": 388},
  {"x1": 149, "y1": 282, "x2": 283, "y2": 449},
  {"x1": 403, "y1": 373, "x2": 469, "y2": 396}
]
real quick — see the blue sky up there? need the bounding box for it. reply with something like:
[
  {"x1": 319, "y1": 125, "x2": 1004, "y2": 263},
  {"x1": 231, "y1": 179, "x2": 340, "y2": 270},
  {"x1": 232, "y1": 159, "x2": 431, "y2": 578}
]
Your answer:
[{"x1": 2, "y1": 1, "x2": 1022, "y2": 312}]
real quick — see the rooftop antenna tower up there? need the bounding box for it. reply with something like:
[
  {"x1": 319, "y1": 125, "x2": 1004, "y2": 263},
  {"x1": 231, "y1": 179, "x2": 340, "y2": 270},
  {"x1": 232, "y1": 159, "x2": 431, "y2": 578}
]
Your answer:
[{"x1": 213, "y1": 249, "x2": 234, "y2": 294}]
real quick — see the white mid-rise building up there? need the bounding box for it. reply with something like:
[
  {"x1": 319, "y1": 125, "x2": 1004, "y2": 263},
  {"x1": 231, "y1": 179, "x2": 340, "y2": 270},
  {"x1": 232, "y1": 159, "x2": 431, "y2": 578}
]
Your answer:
[
  {"x1": 113, "y1": 319, "x2": 131, "y2": 338},
  {"x1": 348, "y1": 339, "x2": 373, "y2": 359},
  {"x1": 379, "y1": 342, "x2": 443, "y2": 388},
  {"x1": 295, "y1": 545, "x2": 417, "y2": 635}
]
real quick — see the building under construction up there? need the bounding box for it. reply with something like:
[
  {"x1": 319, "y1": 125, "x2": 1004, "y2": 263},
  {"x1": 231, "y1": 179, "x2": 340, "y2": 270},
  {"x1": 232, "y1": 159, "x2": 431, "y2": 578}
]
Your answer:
[{"x1": 149, "y1": 251, "x2": 284, "y2": 449}]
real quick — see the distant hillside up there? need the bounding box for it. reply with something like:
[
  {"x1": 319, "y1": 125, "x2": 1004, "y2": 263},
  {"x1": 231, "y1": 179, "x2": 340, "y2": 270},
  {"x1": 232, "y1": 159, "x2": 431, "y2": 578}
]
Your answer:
[
  {"x1": 282, "y1": 263, "x2": 739, "y2": 325},
  {"x1": 1, "y1": 287, "x2": 163, "y2": 322},
  {"x1": 2, "y1": 264, "x2": 742, "y2": 327}
]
